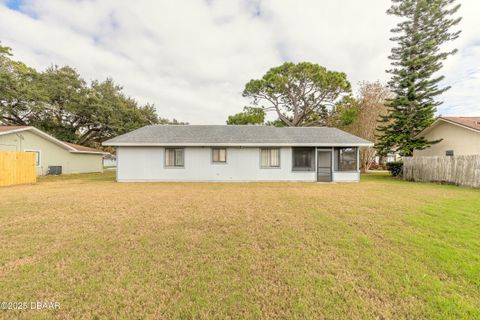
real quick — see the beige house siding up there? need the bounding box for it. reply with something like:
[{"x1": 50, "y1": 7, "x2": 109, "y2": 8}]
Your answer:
[
  {"x1": 0, "y1": 131, "x2": 103, "y2": 175},
  {"x1": 414, "y1": 121, "x2": 480, "y2": 157}
]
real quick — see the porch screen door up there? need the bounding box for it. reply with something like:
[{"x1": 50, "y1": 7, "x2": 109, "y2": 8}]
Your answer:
[{"x1": 317, "y1": 150, "x2": 332, "y2": 182}]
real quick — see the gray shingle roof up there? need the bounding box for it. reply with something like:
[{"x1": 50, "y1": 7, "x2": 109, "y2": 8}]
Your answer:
[{"x1": 103, "y1": 125, "x2": 373, "y2": 147}]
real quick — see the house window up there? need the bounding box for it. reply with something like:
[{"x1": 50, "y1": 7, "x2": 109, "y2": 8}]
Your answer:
[
  {"x1": 212, "y1": 148, "x2": 227, "y2": 163},
  {"x1": 446, "y1": 150, "x2": 454, "y2": 156},
  {"x1": 260, "y1": 148, "x2": 280, "y2": 168},
  {"x1": 335, "y1": 147, "x2": 357, "y2": 171},
  {"x1": 165, "y1": 148, "x2": 184, "y2": 167},
  {"x1": 292, "y1": 147, "x2": 315, "y2": 171},
  {"x1": 24, "y1": 150, "x2": 41, "y2": 167}
]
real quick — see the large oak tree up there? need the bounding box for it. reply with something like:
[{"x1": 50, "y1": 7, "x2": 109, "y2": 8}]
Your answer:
[{"x1": 0, "y1": 44, "x2": 175, "y2": 147}]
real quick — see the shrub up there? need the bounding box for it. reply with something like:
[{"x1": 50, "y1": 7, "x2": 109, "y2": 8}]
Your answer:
[{"x1": 386, "y1": 162, "x2": 403, "y2": 177}]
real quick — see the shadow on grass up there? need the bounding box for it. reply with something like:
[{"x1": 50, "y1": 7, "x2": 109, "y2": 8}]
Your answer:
[
  {"x1": 361, "y1": 171, "x2": 396, "y2": 182},
  {"x1": 362, "y1": 171, "x2": 480, "y2": 192},
  {"x1": 38, "y1": 171, "x2": 116, "y2": 183}
]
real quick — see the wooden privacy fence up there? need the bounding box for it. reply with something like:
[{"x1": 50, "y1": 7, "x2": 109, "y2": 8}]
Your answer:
[
  {"x1": 403, "y1": 155, "x2": 480, "y2": 188},
  {"x1": 0, "y1": 152, "x2": 37, "y2": 187}
]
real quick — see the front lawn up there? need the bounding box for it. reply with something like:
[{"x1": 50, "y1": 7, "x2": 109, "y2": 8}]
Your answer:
[{"x1": 0, "y1": 173, "x2": 479, "y2": 319}]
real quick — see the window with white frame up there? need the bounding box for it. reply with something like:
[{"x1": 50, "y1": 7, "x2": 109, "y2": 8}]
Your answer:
[
  {"x1": 212, "y1": 148, "x2": 227, "y2": 163},
  {"x1": 25, "y1": 150, "x2": 41, "y2": 167},
  {"x1": 165, "y1": 148, "x2": 184, "y2": 167},
  {"x1": 260, "y1": 148, "x2": 280, "y2": 168}
]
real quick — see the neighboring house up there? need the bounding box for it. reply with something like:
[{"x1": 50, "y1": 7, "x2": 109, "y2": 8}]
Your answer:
[
  {"x1": 374, "y1": 153, "x2": 402, "y2": 165},
  {"x1": 414, "y1": 117, "x2": 480, "y2": 157},
  {"x1": 103, "y1": 125, "x2": 373, "y2": 182},
  {"x1": 103, "y1": 154, "x2": 117, "y2": 167},
  {"x1": 0, "y1": 126, "x2": 107, "y2": 175}
]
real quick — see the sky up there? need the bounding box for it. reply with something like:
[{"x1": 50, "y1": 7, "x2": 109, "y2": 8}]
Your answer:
[{"x1": 0, "y1": 0, "x2": 479, "y2": 124}]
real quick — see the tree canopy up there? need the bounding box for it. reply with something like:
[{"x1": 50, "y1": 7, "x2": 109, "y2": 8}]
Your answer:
[
  {"x1": 333, "y1": 82, "x2": 392, "y2": 171},
  {"x1": 0, "y1": 43, "x2": 181, "y2": 148},
  {"x1": 376, "y1": 0, "x2": 461, "y2": 156},
  {"x1": 226, "y1": 106, "x2": 265, "y2": 125},
  {"x1": 242, "y1": 62, "x2": 351, "y2": 127}
]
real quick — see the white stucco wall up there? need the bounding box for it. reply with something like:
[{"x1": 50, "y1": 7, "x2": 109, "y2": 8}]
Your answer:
[
  {"x1": 116, "y1": 146, "x2": 360, "y2": 182},
  {"x1": 0, "y1": 131, "x2": 103, "y2": 175},
  {"x1": 414, "y1": 121, "x2": 480, "y2": 157}
]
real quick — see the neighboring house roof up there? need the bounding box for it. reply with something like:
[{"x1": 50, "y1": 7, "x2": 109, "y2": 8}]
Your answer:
[
  {"x1": 65, "y1": 142, "x2": 106, "y2": 153},
  {"x1": 441, "y1": 117, "x2": 480, "y2": 132},
  {"x1": 0, "y1": 126, "x2": 107, "y2": 154},
  {"x1": 417, "y1": 116, "x2": 480, "y2": 137},
  {"x1": 103, "y1": 125, "x2": 373, "y2": 147},
  {"x1": 0, "y1": 125, "x2": 31, "y2": 132}
]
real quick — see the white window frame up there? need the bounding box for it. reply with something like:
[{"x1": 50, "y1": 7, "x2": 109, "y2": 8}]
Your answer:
[
  {"x1": 24, "y1": 149, "x2": 41, "y2": 167},
  {"x1": 212, "y1": 148, "x2": 227, "y2": 164},
  {"x1": 260, "y1": 148, "x2": 281, "y2": 168}
]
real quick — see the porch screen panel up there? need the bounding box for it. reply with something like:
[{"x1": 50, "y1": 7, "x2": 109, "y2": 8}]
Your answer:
[
  {"x1": 336, "y1": 147, "x2": 357, "y2": 171},
  {"x1": 292, "y1": 147, "x2": 315, "y2": 171}
]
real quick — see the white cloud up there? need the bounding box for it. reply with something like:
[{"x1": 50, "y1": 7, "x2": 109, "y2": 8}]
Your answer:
[{"x1": 0, "y1": 0, "x2": 478, "y2": 123}]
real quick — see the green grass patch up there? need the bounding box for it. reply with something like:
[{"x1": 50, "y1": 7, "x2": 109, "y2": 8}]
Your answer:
[{"x1": 0, "y1": 172, "x2": 479, "y2": 319}]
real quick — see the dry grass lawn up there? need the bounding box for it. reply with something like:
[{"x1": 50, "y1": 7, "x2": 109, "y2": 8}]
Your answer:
[{"x1": 0, "y1": 172, "x2": 479, "y2": 319}]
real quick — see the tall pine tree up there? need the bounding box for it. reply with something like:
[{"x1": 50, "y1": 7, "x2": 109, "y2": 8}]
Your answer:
[{"x1": 376, "y1": 0, "x2": 461, "y2": 156}]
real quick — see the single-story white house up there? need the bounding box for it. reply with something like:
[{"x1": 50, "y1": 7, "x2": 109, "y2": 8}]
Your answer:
[
  {"x1": 414, "y1": 116, "x2": 480, "y2": 157},
  {"x1": 103, "y1": 125, "x2": 373, "y2": 182},
  {"x1": 0, "y1": 126, "x2": 107, "y2": 175}
]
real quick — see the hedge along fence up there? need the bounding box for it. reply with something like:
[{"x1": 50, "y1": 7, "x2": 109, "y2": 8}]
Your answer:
[
  {"x1": 0, "y1": 152, "x2": 37, "y2": 187},
  {"x1": 403, "y1": 155, "x2": 480, "y2": 188}
]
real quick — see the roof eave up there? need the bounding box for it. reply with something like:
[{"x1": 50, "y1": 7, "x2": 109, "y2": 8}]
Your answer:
[
  {"x1": 0, "y1": 127, "x2": 79, "y2": 151},
  {"x1": 69, "y1": 150, "x2": 109, "y2": 155},
  {"x1": 439, "y1": 117, "x2": 480, "y2": 133},
  {"x1": 0, "y1": 127, "x2": 32, "y2": 137},
  {"x1": 0, "y1": 126, "x2": 107, "y2": 153},
  {"x1": 416, "y1": 117, "x2": 480, "y2": 137},
  {"x1": 103, "y1": 142, "x2": 374, "y2": 147}
]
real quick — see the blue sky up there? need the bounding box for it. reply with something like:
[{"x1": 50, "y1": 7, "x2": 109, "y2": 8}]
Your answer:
[
  {"x1": 6, "y1": 0, "x2": 21, "y2": 10},
  {"x1": 0, "y1": 0, "x2": 478, "y2": 124},
  {"x1": 6, "y1": 0, "x2": 22, "y2": 10}
]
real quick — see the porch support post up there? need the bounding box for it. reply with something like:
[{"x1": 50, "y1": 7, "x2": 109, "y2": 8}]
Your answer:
[
  {"x1": 331, "y1": 147, "x2": 334, "y2": 170},
  {"x1": 356, "y1": 147, "x2": 360, "y2": 172},
  {"x1": 331, "y1": 147, "x2": 334, "y2": 182}
]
